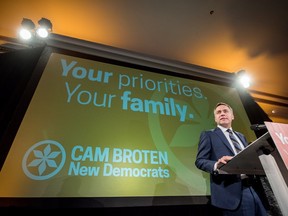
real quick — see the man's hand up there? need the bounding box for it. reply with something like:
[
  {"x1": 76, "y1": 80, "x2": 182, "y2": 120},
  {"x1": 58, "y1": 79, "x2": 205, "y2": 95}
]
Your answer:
[{"x1": 216, "y1": 155, "x2": 233, "y2": 169}]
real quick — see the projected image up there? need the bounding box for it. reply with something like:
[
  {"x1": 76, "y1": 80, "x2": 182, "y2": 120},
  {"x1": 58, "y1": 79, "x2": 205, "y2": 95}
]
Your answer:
[{"x1": 0, "y1": 53, "x2": 256, "y2": 198}]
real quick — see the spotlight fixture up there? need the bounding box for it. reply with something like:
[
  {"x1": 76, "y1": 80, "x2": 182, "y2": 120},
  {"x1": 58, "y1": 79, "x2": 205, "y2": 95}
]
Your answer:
[
  {"x1": 236, "y1": 69, "x2": 251, "y2": 89},
  {"x1": 19, "y1": 18, "x2": 36, "y2": 40},
  {"x1": 19, "y1": 17, "x2": 52, "y2": 41},
  {"x1": 36, "y1": 18, "x2": 53, "y2": 39}
]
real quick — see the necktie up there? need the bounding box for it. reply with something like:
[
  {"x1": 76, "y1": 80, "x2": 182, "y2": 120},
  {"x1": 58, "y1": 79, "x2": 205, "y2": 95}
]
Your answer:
[{"x1": 227, "y1": 129, "x2": 242, "y2": 154}]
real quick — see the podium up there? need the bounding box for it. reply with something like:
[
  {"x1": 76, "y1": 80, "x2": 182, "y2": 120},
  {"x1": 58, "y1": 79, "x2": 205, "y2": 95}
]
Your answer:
[{"x1": 219, "y1": 122, "x2": 288, "y2": 216}]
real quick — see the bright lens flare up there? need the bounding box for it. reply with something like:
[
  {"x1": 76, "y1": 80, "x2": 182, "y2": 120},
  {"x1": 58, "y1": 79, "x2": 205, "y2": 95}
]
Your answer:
[
  {"x1": 36, "y1": 27, "x2": 49, "y2": 38},
  {"x1": 19, "y1": 29, "x2": 32, "y2": 40},
  {"x1": 239, "y1": 74, "x2": 251, "y2": 88}
]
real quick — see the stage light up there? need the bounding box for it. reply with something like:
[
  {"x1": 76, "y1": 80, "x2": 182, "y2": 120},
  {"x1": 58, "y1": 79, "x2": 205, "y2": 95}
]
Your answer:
[
  {"x1": 19, "y1": 18, "x2": 35, "y2": 40},
  {"x1": 19, "y1": 29, "x2": 33, "y2": 40},
  {"x1": 36, "y1": 18, "x2": 53, "y2": 39},
  {"x1": 18, "y1": 17, "x2": 52, "y2": 41},
  {"x1": 236, "y1": 70, "x2": 251, "y2": 88}
]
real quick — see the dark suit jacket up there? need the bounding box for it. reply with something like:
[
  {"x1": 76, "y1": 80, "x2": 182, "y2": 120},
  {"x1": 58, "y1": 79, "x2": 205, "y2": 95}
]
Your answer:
[{"x1": 195, "y1": 127, "x2": 249, "y2": 210}]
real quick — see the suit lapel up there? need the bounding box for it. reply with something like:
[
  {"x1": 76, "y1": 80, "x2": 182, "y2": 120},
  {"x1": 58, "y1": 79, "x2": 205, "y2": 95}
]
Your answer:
[{"x1": 214, "y1": 127, "x2": 235, "y2": 154}]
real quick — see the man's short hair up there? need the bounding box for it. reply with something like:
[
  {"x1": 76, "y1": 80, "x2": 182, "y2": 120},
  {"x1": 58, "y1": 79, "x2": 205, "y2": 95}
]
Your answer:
[{"x1": 214, "y1": 102, "x2": 233, "y2": 112}]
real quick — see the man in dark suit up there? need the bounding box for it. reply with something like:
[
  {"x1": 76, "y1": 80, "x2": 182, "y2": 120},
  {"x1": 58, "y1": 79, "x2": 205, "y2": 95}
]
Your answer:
[{"x1": 195, "y1": 102, "x2": 267, "y2": 216}]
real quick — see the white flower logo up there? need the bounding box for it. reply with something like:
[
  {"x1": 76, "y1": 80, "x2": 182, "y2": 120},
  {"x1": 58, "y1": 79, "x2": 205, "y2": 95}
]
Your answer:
[{"x1": 22, "y1": 140, "x2": 66, "y2": 180}]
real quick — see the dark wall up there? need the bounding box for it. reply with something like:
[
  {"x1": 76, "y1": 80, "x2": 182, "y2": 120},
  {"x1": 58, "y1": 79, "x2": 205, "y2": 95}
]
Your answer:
[{"x1": 0, "y1": 47, "x2": 45, "y2": 168}]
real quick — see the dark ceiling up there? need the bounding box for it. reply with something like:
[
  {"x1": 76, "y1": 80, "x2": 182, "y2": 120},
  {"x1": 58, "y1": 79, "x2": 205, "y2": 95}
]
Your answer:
[{"x1": 1, "y1": 0, "x2": 288, "y2": 123}]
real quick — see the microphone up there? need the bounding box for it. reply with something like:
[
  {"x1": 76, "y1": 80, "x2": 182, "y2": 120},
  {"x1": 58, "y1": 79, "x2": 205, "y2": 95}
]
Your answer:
[{"x1": 250, "y1": 124, "x2": 267, "y2": 131}]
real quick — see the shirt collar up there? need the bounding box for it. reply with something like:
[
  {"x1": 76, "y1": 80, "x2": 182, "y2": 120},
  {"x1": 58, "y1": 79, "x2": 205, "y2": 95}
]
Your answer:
[{"x1": 217, "y1": 125, "x2": 233, "y2": 133}]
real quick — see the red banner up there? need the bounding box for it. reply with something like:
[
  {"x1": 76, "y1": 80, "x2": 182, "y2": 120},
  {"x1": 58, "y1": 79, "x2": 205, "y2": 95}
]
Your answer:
[{"x1": 265, "y1": 122, "x2": 288, "y2": 170}]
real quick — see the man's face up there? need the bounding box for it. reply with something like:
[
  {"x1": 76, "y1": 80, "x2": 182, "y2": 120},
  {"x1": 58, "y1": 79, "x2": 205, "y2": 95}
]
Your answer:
[{"x1": 214, "y1": 104, "x2": 234, "y2": 128}]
